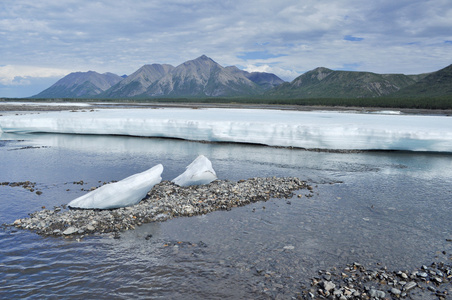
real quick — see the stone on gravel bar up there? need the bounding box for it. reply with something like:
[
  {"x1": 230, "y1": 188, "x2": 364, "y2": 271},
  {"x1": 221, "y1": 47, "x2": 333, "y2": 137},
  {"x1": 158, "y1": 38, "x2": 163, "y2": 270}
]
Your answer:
[
  {"x1": 322, "y1": 281, "x2": 335, "y2": 292},
  {"x1": 390, "y1": 287, "x2": 401, "y2": 295},
  {"x1": 63, "y1": 227, "x2": 78, "y2": 235},
  {"x1": 404, "y1": 281, "x2": 417, "y2": 291}
]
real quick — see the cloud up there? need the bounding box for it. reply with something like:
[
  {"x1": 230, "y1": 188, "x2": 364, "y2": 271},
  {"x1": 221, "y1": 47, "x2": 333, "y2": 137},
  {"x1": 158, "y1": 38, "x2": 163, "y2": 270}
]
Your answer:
[
  {"x1": 1, "y1": 0, "x2": 452, "y2": 97},
  {"x1": 244, "y1": 64, "x2": 300, "y2": 81},
  {"x1": 0, "y1": 65, "x2": 69, "y2": 86},
  {"x1": 238, "y1": 51, "x2": 287, "y2": 60}
]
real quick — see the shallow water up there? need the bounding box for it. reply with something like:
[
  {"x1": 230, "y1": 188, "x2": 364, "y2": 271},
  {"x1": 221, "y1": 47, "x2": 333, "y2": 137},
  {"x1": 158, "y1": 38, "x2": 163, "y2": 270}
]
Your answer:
[{"x1": 1, "y1": 133, "x2": 451, "y2": 299}]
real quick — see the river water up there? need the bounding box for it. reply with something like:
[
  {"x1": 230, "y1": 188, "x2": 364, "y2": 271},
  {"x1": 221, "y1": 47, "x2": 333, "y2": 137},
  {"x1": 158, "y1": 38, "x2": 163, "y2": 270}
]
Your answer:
[{"x1": 1, "y1": 132, "x2": 451, "y2": 299}]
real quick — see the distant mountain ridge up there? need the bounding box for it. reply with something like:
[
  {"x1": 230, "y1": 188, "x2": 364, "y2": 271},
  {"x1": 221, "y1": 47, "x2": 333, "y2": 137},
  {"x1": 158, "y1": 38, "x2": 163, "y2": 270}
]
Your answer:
[
  {"x1": 32, "y1": 56, "x2": 452, "y2": 99},
  {"x1": 33, "y1": 55, "x2": 285, "y2": 99},
  {"x1": 225, "y1": 66, "x2": 285, "y2": 90},
  {"x1": 104, "y1": 55, "x2": 283, "y2": 98},
  {"x1": 265, "y1": 67, "x2": 423, "y2": 98},
  {"x1": 34, "y1": 71, "x2": 123, "y2": 98},
  {"x1": 101, "y1": 64, "x2": 175, "y2": 98},
  {"x1": 142, "y1": 55, "x2": 266, "y2": 97},
  {"x1": 390, "y1": 64, "x2": 452, "y2": 98}
]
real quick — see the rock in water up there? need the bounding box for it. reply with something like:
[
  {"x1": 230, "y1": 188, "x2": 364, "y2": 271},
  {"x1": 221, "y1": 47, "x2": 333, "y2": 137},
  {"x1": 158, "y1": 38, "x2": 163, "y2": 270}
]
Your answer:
[
  {"x1": 172, "y1": 155, "x2": 217, "y2": 186},
  {"x1": 68, "y1": 164, "x2": 163, "y2": 209}
]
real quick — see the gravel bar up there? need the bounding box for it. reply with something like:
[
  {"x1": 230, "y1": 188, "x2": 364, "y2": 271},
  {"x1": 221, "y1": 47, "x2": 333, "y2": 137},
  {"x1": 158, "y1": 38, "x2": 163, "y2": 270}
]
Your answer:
[{"x1": 9, "y1": 177, "x2": 310, "y2": 237}]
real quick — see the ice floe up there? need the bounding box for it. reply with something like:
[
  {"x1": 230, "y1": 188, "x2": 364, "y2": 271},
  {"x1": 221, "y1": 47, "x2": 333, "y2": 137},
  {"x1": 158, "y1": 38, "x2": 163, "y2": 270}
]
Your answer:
[
  {"x1": 172, "y1": 155, "x2": 217, "y2": 186},
  {"x1": 67, "y1": 164, "x2": 163, "y2": 209}
]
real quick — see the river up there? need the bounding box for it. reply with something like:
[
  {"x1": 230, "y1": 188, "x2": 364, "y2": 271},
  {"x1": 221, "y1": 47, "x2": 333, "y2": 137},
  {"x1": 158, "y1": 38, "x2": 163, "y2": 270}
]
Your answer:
[{"x1": 1, "y1": 131, "x2": 451, "y2": 299}]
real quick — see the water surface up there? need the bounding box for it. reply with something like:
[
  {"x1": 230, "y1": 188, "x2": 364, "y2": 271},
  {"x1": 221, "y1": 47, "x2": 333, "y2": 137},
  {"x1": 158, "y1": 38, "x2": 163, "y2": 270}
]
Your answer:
[{"x1": 1, "y1": 133, "x2": 451, "y2": 299}]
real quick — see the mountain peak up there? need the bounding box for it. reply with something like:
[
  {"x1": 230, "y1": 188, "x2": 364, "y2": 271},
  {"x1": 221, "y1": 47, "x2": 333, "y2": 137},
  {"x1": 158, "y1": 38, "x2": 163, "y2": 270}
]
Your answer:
[
  {"x1": 311, "y1": 67, "x2": 332, "y2": 73},
  {"x1": 189, "y1": 55, "x2": 218, "y2": 66},
  {"x1": 307, "y1": 67, "x2": 334, "y2": 81},
  {"x1": 100, "y1": 63, "x2": 175, "y2": 98},
  {"x1": 289, "y1": 67, "x2": 333, "y2": 88},
  {"x1": 143, "y1": 55, "x2": 266, "y2": 97},
  {"x1": 32, "y1": 71, "x2": 122, "y2": 98}
]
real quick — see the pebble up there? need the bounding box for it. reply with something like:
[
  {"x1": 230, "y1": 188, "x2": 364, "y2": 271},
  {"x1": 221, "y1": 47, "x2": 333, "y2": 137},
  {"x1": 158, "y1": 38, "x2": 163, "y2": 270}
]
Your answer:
[
  {"x1": 370, "y1": 289, "x2": 385, "y2": 298},
  {"x1": 404, "y1": 281, "x2": 417, "y2": 291},
  {"x1": 418, "y1": 271, "x2": 429, "y2": 278},
  {"x1": 62, "y1": 227, "x2": 78, "y2": 235},
  {"x1": 322, "y1": 280, "x2": 335, "y2": 292},
  {"x1": 7, "y1": 177, "x2": 309, "y2": 237}
]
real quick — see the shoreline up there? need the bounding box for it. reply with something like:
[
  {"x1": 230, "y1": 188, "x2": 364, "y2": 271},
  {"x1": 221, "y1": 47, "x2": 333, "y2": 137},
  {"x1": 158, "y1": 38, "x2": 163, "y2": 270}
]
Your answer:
[{"x1": 1, "y1": 100, "x2": 452, "y2": 115}]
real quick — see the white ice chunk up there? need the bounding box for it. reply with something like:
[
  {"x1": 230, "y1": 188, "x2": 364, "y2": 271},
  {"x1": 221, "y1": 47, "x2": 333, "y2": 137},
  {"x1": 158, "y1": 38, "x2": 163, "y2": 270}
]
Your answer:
[
  {"x1": 172, "y1": 155, "x2": 217, "y2": 186},
  {"x1": 67, "y1": 164, "x2": 163, "y2": 209}
]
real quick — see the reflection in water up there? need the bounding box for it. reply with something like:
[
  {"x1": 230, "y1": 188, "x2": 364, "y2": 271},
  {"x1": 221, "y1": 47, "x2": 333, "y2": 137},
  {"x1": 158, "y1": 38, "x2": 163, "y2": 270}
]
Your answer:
[{"x1": 1, "y1": 133, "x2": 451, "y2": 299}]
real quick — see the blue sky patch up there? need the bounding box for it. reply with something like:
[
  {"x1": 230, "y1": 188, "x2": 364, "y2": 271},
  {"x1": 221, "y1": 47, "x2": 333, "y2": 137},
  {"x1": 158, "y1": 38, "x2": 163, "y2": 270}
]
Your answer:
[
  {"x1": 344, "y1": 35, "x2": 364, "y2": 42},
  {"x1": 445, "y1": 40, "x2": 452, "y2": 44},
  {"x1": 238, "y1": 51, "x2": 286, "y2": 60},
  {"x1": 337, "y1": 63, "x2": 361, "y2": 71}
]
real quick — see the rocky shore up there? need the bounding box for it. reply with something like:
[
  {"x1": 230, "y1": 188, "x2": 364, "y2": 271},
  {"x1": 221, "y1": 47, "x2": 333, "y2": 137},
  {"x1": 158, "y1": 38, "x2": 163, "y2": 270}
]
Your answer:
[
  {"x1": 303, "y1": 262, "x2": 451, "y2": 299},
  {"x1": 10, "y1": 177, "x2": 310, "y2": 237}
]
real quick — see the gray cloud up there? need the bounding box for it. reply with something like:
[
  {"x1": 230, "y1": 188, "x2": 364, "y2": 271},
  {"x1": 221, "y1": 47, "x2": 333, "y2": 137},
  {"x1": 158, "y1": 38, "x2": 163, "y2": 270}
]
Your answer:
[{"x1": 1, "y1": 0, "x2": 451, "y2": 97}]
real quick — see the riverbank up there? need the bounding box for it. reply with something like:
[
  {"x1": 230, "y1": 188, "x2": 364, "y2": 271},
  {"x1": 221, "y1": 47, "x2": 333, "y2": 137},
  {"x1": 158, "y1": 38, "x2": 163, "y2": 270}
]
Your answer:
[{"x1": 1, "y1": 100, "x2": 452, "y2": 115}]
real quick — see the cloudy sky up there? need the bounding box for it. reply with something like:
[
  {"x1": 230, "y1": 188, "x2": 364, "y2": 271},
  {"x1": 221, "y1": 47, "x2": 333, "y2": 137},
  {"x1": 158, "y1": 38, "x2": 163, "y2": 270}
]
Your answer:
[{"x1": 1, "y1": 0, "x2": 451, "y2": 97}]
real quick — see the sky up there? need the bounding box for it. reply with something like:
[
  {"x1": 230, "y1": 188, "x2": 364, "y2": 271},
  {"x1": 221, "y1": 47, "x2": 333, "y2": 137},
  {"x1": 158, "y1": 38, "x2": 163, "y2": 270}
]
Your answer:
[{"x1": 1, "y1": 0, "x2": 451, "y2": 98}]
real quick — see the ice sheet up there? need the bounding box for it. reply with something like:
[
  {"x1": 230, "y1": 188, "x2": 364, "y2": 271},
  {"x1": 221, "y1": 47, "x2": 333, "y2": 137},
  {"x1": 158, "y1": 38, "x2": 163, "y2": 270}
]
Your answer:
[
  {"x1": 67, "y1": 164, "x2": 163, "y2": 209},
  {"x1": 172, "y1": 155, "x2": 217, "y2": 186},
  {"x1": 1, "y1": 108, "x2": 452, "y2": 152},
  {"x1": 0, "y1": 101, "x2": 91, "y2": 107}
]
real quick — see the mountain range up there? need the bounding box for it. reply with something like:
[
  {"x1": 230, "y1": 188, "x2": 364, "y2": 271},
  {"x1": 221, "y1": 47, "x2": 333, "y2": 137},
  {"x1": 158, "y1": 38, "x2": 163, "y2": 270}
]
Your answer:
[
  {"x1": 266, "y1": 67, "x2": 426, "y2": 98},
  {"x1": 34, "y1": 55, "x2": 284, "y2": 99},
  {"x1": 32, "y1": 55, "x2": 452, "y2": 99}
]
